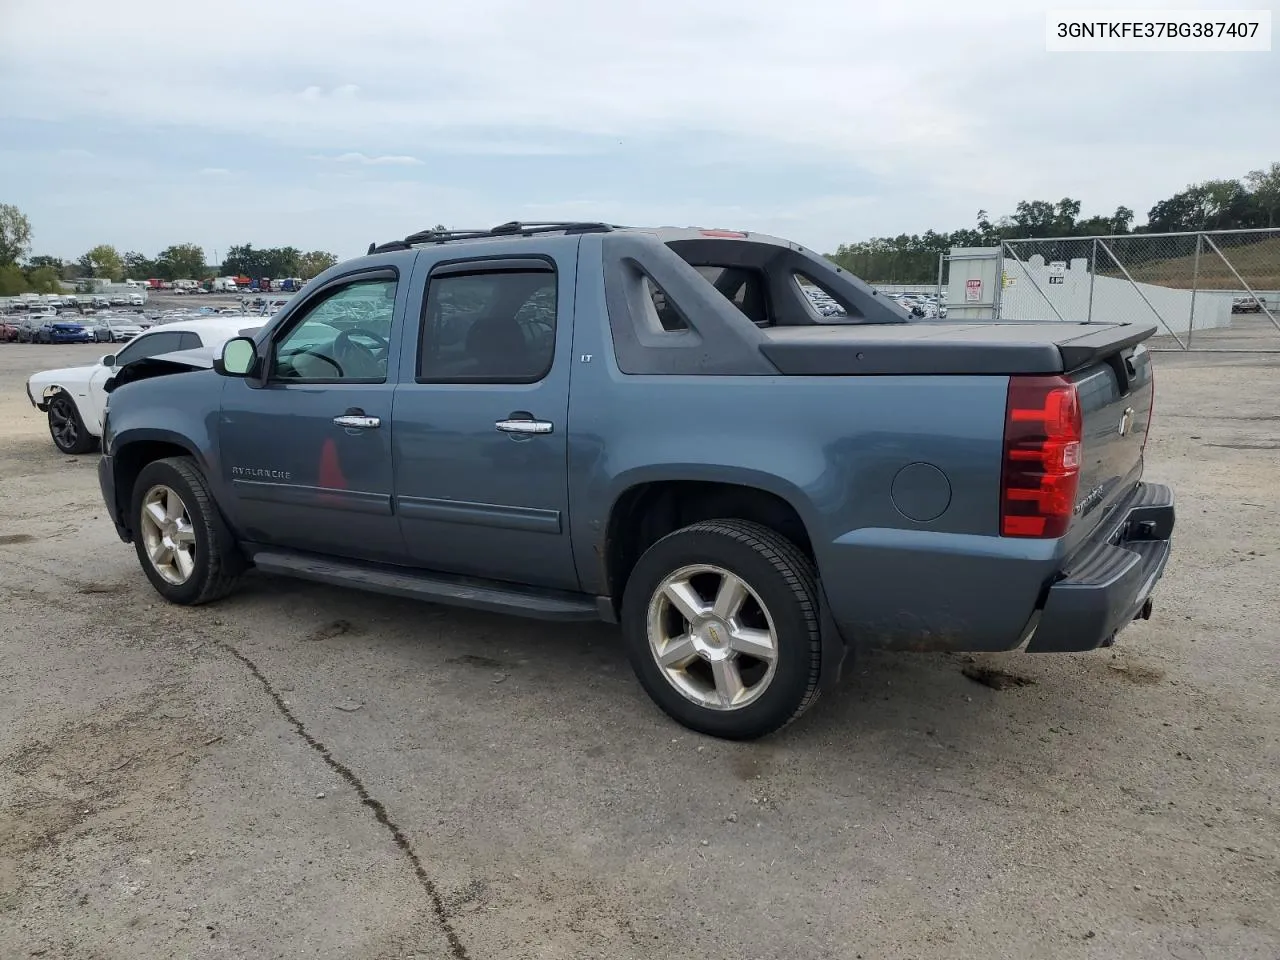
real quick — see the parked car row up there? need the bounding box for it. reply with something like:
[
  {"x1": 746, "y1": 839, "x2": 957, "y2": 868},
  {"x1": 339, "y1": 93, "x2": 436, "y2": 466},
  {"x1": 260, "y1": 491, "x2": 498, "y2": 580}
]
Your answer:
[
  {"x1": 0, "y1": 293, "x2": 145, "y2": 313},
  {"x1": 798, "y1": 285, "x2": 948, "y2": 320},
  {"x1": 1, "y1": 314, "x2": 148, "y2": 344},
  {"x1": 2, "y1": 304, "x2": 252, "y2": 344},
  {"x1": 24, "y1": 317, "x2": 264, "y2": 454},
  {"x1": 889, "y1": 293, "x2": 947, "y2": 318}
]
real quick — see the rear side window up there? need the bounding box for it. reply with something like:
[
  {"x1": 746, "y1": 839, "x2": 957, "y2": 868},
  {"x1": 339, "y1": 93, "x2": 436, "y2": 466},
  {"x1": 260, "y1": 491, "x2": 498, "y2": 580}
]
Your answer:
[
  {"x1": 113, "y1": 330, "x2": 187, "y2": 365},
  {"x1": 643, "y1": 276, "x2": 690, "y2": 332},
  {"x1": 794, "y1": 273, "x2": 850, "y2": 319},
  {"x1": 418, "y1": 268, "x2": 556, "y2": 383}
]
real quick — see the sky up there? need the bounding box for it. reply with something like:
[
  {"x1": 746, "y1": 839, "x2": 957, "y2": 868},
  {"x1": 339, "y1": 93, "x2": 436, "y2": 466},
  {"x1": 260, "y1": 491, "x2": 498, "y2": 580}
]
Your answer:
[{"x1": 0, "y1": 0, "x2": 1276, "y2": 263}]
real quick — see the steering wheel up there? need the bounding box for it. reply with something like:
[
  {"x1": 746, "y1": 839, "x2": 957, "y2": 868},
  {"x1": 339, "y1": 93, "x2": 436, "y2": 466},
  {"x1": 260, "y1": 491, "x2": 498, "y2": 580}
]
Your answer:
[
  {"x1": 335, "y1": 327, "x2": 389, "y2": 354},
  {"x1": 333, "y1": 327, "x2": 389, "y2": 379},
  {"x1": 291, "y1": 347, "x2": 345, "y2": 377}
]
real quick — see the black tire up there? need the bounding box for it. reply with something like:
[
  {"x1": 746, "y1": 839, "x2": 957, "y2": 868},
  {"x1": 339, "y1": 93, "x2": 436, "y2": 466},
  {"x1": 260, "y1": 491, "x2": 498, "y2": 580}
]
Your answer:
[
  {"x1": 130, "y1": 456, "x2": 244, "y2": 605},
  {"x1": 47, "y1": 393, "x2": 98, "y2": 455},
  {"x1": 620, "y1": 519, "x2": 823, "y2": 741}
]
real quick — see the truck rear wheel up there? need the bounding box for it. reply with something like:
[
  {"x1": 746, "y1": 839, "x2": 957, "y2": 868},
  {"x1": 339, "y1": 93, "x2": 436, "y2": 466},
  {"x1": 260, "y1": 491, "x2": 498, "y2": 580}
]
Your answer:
[
  {"x1": 131, "y1": 457, "x2": 243, "y2": 606},
  {"x1": 620, "y1": 519, "x2": 823, "y2": 740}
]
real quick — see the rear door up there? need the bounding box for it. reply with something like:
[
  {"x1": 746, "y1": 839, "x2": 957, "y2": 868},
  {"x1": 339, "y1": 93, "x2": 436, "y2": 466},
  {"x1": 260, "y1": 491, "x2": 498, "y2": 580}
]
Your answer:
[
  {"x1": 392, "y1": 241, "x2": 580, "y2": 590},
  {"x1": 218, "y1": 265, "x2": 409, "y2": 564}
]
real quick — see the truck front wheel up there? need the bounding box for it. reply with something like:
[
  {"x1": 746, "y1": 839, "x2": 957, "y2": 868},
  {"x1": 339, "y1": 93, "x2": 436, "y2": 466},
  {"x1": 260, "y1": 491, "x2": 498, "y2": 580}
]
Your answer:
[
  {"x1": 130, "y1": 457, "x2": 244, "y2": 605},
  {"x1": 620, "y1": 519, "x2": 823, "y2": 740}
]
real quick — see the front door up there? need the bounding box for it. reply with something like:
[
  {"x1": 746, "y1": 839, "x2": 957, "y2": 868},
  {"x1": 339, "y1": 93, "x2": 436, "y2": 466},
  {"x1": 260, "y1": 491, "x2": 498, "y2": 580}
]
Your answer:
[
  {"x1": 393, "y1": 249, "x2": 579, "y2": 591},
  {"x1": 218, "y1": 270, "x2": 406, "y2": 564}
]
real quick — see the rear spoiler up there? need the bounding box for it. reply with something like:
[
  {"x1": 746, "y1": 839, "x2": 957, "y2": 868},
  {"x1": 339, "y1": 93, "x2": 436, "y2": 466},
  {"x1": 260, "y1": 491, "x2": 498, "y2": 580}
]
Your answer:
[{"x1": 1056, "y1": 323, "x2": 1158, "y2": 372}]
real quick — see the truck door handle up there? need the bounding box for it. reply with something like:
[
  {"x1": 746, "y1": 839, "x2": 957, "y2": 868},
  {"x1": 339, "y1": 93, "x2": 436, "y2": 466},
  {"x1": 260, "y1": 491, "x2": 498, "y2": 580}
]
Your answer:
[
  {"x1": 495, "y1": 418, "x2": 553, "y2": 435},
  {"x1": 333, "y1": 414, "x2": 380, "y2": 429}
]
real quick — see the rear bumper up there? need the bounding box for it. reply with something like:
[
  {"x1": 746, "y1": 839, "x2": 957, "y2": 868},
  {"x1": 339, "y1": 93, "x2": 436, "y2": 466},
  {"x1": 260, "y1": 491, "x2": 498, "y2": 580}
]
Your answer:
[{"x1": 1025, "y1": 482, "x2": 1175, "y2": 653}]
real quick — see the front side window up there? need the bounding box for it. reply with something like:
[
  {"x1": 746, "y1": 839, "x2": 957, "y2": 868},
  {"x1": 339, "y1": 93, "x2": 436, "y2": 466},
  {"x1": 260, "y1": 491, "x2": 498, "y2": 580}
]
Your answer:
[
  {"x1": 418, "y1": 268, "x2": 556, "y2": 383},
  {"x1": 270, "y1": 278, "x2": 397, "y2": 382}
]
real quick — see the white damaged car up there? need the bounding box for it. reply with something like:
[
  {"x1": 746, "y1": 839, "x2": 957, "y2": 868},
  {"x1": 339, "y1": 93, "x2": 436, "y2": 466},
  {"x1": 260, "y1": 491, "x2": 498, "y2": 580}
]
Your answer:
[{"x1": 26, "y1": 317, "x2": 262, "y2": 454}]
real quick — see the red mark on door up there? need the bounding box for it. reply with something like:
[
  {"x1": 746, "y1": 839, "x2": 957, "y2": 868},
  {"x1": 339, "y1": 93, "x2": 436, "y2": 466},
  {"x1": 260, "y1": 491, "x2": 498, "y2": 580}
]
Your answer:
[{"x1": 318, "y1": 437, "x2": 348, "y2": 496}]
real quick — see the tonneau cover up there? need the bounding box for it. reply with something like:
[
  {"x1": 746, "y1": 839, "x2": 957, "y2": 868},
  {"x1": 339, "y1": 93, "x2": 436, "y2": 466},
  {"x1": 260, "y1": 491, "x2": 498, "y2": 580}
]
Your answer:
[{"x1": 758, "y1": 321, "x2": 1159, "y2": 376}]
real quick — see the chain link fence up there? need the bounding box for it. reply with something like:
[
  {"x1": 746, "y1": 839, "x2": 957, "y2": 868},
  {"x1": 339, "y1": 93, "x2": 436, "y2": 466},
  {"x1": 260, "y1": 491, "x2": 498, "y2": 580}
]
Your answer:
[{"x1": 996, "y1": 229, "x2": 1280, "y2": 351}]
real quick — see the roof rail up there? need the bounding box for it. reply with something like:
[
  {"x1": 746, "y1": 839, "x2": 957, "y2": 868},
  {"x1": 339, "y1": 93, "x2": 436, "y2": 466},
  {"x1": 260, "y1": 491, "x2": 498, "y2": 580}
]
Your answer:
[{"x1": 367, "y1": 221, "x2": 616, "y2": 255}]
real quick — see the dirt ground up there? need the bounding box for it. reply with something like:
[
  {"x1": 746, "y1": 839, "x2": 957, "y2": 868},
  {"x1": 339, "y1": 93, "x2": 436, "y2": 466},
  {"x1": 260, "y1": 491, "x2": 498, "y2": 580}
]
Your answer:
[{"x1": 0, "y1": 342, "x2": 1276, "y2": 960}]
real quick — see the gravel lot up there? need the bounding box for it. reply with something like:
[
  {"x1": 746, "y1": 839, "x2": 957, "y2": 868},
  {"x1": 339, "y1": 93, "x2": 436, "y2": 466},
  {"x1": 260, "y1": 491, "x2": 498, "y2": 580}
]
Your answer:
[{"x1": 1, "y1": 343, "x2": 1277, "y2": 960}]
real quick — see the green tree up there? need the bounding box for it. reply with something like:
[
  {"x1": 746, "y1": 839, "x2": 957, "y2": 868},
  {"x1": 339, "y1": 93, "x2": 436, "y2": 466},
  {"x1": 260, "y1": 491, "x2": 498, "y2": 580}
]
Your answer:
[
  {"x1": 222, "y1": 243, "x2": 260, "y2": 276},
  {"x1": 262, "y1": 246, "x2": 301, "y2": 277},
  {"x1": 1111, "y1": 206, "x2": 1135, "y2": 234},
  {"x1": 0, "y1": 264, "x2": 29, "y2": 295},
  {"x1": 1146, "y1": 179, "x2": 1261, "y2": 232},
  {"x1": 0, "y1": 204, "x2": 33, "y2": 266},
  {"x1": 1245, "y1": 162, "x2": 1280, "y2": 228},
  {"x1": 25, "y1": 254, "x2": 64, "y2": 274},
  {"x1": 77, "y1": 244, "x2": 124, "y2": 281},
  {"x1": 298, "y1": 250, "x2": 338, "y2": 278},
  {"x1": 156, "y1": 242, "x2": 206, "y2": 280},
  {"x1": 123, "y1": 250, "x2": 157, "y2": 279},
  {"x1": 823, "y1": 162, "x2": 1278, "y2": 284},
  {"x1": 26, "y1": 266, "x2": 64, "y2": 293},
  {"x1": 223, "y1": 244, "x2": 305, "y2": 278}
]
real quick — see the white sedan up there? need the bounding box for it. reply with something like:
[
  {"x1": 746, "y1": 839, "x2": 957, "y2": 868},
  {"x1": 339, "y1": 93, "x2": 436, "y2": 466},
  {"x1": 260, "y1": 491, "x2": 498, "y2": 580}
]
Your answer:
[{"x1": 26, "y1": 317, "x2": 262, "y2": 454}]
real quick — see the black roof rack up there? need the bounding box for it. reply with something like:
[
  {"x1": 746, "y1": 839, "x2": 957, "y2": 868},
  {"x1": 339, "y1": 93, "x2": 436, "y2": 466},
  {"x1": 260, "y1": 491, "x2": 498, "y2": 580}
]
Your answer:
[{"x1": 368, "y1": 221, "x2": 617, "y2": 255}]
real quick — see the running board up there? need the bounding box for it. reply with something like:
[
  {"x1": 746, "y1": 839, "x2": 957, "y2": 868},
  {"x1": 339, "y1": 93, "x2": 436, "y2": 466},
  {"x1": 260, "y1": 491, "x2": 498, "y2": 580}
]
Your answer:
[{"x1": 248, "y1": 548, "x2": 602, "y2": 622}]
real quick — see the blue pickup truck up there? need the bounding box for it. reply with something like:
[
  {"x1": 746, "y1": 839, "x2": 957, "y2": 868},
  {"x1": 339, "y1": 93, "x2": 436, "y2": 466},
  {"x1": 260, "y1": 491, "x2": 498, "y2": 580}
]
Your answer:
[{"x1": 97, "y1": 222, "x2": 1174, "y2": 739}]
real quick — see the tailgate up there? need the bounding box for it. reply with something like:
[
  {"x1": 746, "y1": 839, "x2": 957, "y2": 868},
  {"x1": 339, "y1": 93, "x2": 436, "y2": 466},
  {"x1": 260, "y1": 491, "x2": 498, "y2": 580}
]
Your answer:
[{"x1": 1063, "y1": 342, "x2": 1154, "y2": 549}]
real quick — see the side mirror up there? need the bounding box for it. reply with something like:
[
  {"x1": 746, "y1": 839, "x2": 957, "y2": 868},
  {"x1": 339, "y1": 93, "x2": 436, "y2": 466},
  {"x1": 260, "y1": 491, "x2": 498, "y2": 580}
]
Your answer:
[
  {"x1": 217, "y1": 337, "x2": 258, "y2": 377},
  {"x1": 101, "y1": 354, "x2": 116, "y2": 368}
]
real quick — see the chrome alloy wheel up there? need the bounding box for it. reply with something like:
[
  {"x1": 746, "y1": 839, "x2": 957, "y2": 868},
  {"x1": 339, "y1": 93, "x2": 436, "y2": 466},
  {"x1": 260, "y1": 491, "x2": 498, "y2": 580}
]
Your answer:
[
  {"x1": 645, "y1": 564, "x2": 779, "y2": 711},
  {"x1": 139, "y1": 484, "x2": 197, "y2": 585}
]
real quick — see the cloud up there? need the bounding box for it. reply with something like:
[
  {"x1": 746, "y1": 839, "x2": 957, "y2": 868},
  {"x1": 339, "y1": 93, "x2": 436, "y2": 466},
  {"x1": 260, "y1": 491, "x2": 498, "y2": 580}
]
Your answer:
[
  {"x1": 330, "y1": 152, "x2": 424, "y2": 166},
  {"x1": 0, "y1": 0, "x2": 1276, "y2": 256},
  {"x1": 299, "y1": 83, "x2": 360, "y2": 101}
]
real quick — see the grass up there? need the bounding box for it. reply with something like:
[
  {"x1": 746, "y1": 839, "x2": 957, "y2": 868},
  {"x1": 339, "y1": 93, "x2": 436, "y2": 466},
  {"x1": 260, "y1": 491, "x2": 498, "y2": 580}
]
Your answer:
[{"x1": 1097, "y1": 234, "x2": 1280, "y2": 290}]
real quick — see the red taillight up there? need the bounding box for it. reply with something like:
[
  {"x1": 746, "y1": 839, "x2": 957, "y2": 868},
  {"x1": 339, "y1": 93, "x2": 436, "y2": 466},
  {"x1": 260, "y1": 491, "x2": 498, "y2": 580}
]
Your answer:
[{"x1": 1001, "y1": 375, "x2": 1083, "y2": 538}]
